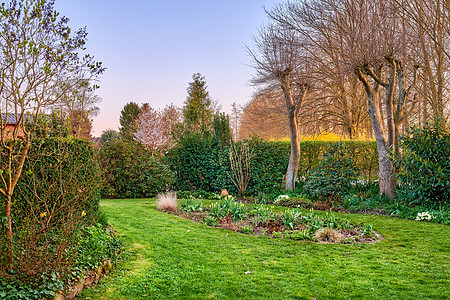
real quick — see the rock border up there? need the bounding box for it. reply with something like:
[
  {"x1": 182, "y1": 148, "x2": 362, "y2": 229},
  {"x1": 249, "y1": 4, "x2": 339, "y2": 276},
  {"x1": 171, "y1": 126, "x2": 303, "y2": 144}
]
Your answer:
[{"x1": 54, "y1": 260, "x2": 113, "y2": 300}]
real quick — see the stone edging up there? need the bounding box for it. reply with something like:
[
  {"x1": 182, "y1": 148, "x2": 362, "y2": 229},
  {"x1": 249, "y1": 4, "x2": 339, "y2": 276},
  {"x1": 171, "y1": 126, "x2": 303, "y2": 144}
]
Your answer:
[{"x1": 54, "y1": 260, "x2": 113, "y2": 300}]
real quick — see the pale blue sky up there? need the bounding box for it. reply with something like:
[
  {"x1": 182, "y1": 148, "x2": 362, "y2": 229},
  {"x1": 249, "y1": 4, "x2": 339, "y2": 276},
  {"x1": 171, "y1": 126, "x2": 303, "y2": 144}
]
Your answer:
[{"x1": 54, "y1": 0, "x2": 280, "y2": 136}]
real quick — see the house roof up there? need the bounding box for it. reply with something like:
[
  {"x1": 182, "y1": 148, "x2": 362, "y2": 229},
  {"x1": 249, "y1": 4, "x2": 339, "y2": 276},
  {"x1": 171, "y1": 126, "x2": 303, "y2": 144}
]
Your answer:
[{"x1": 1, "y1": 113, "x2": 17, "y2": 124}]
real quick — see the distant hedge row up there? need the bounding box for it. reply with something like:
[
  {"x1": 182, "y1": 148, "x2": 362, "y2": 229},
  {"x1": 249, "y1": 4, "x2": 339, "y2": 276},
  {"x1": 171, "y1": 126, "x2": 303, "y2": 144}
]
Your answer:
[{"x1": 166, "y1": 135, "x2": 378, "y2": 195}]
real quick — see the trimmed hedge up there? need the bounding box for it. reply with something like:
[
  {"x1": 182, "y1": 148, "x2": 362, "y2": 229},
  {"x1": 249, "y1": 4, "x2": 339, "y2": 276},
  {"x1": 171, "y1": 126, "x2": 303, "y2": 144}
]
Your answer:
[
  {"x1": 98, "y1": 139, "x2": 175, "y2": 198},
  {"x1": 247, "y1": 138, "x2": 378, "y2": 194},
  {"x1": 167, "y1": 136, "x2": 378, "y2": 195},
  {"x1": 3, "y1": 137, "x2": 102, "y2": 224},
  {"x1": 165, "y1": 131, "x2": 232, "y2": 193}
]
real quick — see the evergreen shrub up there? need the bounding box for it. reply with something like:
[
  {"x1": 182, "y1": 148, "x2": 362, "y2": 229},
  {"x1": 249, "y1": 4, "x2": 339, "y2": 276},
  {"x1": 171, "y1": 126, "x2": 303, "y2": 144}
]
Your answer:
[
  {"x1": 5, "y1": 137, "x2": 102, "y2": 224},
  {"x1": 99, "y1": 139, "x2": 175, "y2": 198},
  {"x1": 396, "y1": 119, "x2": 450, "y2": 208},
  {"x1": 0, "y1": 137, "x2": 106, "y2": 298},
  {"x1": 304, "y1": 143, "x2": 360, "y2": 200},
  {"x1": 165, "y1": 131, "x2": 232, "y2": 193}
]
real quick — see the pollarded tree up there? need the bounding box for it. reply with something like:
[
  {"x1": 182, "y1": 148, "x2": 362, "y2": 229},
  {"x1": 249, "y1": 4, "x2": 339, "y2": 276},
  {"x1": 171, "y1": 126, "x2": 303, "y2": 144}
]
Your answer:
[
  {"x1": 268, "y1": 2, "x2": 372, "y2": 140},
  {"x1": 0, "y1": 0, "x2": 104, "y2": 266},
  {"x1": 285, "y1": 0, "x2": 419, "y2": 198},
  {"x1": 183, "y1": 73, "x2": 214, "y2": 131},
  {"x1": 247, "y1": 21, "x2": 310, "y2": 191}
]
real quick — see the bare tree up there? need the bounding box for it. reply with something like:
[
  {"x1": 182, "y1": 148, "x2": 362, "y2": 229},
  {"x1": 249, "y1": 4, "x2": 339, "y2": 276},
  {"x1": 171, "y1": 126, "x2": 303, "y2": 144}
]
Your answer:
[
  {"x1": 0, "y1": 0, "x2": 104, "y2": 265},
  {"x1": 230, "y1": 102, "x2": 243, "y2": 141},
  {"x1": 396, "y1": 0, "x2": 450, "y2": 121},
  {"x1": 239, "y1": 90, "x2": 290, "y2": 140},
  {"x1": 281, "y1": 0, "x2": 418, "y2": 198},
  {"x1": 57, "y1": 78, "x2": 102, "y2": 139},
  {"x1": 247, "y1": 22, "x2": 310, "y2": 191},
  {"x1": 268, "y1": 2, "x2": 372, "y2": 140}
]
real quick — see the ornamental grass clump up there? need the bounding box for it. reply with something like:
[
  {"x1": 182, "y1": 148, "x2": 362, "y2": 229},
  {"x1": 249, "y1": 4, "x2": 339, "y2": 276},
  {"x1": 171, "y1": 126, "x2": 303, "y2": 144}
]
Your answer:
[
  {"x1": 315, "y1": 228, "x2": 343, "y2": 243},
  {"x1": 157, "y1": 191, "x2": 178, "y2": 211}
]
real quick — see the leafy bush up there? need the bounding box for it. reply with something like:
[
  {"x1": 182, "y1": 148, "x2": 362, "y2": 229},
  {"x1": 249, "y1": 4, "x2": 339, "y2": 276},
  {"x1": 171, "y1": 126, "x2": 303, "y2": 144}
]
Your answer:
[
  {"x1": 99, "y1": 139, "x2": 175, "y2": 198},
  {"x1": 304, "y1": 143, "x2": 360, "y2": 200},
  {"x1": 167, "y1": 134, "x2": 378, "y2": 195},
  {"x1": 0, "y1": 137, "x2": 103, "y2": 298},
  {"x1": 166, "y1": 131, "x2": 232, "y2": 192},
  {"x1": 395, "y1": 119, "x2": 450, "y2": 208},
  {"x1": 11, "y1": 138, "x2": 102, "y2": 223}
]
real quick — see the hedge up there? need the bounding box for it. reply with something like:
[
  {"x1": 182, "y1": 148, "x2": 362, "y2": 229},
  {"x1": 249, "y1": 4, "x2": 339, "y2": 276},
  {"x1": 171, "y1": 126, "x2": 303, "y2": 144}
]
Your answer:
[
  {"x1": 1, "y1": 137, "x2": 102, "y2": 224},
  {"x1": 167, "y1": 136, "x2": 378, "y2": 195},
  {"x1": 98, "y1": 139, "x2": 175, "y2": 198}
]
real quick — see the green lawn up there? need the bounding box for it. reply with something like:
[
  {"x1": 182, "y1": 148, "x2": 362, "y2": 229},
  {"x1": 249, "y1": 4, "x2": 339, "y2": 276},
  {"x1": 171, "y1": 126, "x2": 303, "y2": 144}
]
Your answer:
[{"x1": 80, "y1": 198, "x2": 449, "y2": 300}]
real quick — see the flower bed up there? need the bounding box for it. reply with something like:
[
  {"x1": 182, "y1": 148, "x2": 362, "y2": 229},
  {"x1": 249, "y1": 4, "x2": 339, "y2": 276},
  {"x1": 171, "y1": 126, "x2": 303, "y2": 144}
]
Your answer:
[{"x1": 164, "y1": 197, "x2": 382, "y2": 244}]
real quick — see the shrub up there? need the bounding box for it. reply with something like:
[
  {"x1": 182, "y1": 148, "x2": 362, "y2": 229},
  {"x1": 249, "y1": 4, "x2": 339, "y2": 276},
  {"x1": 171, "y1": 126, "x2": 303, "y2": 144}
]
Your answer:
[
  {"x1": 157, "y1": 192, "x2": 178, "y2": 211},
  {"x1": 0, "y1": 137, "x2": 106, "y2": 298},
  {"x1": 11, "y1": 138, "x2": 102, "y2": 223},
  {"x1": 99, "y1": 139, "x2": 175, "y2": 198},
  {"x1": 304, "y1": 143, "x2": 360, "y2": 200},
  {"x1": 395, "y1": 119, "x2": 450, "y2": 208},
  {"x1": 165, "y1": 130, "x2": 232, "y2": 193}
]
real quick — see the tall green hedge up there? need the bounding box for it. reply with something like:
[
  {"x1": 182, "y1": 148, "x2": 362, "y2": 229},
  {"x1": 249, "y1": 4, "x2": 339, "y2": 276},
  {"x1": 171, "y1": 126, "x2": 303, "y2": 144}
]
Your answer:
[
  {"x1": 165, "y1": 131, "x2": 232, "y2": 192},
  {"x1": 166, "y1": 136, "x2": 378, "y2": 195},
  {"x1": 98, "y1": 139, "x2": 175, "y2": 198},
  {"x1": 9, "y1": 137, "x2": 102, "y2": 223}
]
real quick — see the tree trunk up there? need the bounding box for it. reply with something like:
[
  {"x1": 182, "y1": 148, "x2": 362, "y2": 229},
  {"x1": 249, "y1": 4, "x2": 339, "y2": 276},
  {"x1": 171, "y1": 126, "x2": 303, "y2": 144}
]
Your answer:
[
  {"x1": 280, "y1": 75, "x2": 306, "y2": 192},
  {"x1": 356, "y1": 67, "x2": 397, "y2": 198},
  {"x1": 5, "y1": 194, "x2": 13, "y2": 268},
  {"x1": 375, "y1": 137, "x2": 396, "y2": 198},
  {"x1": 286, "y1": 110, "x2": 300, "y2": 191}
]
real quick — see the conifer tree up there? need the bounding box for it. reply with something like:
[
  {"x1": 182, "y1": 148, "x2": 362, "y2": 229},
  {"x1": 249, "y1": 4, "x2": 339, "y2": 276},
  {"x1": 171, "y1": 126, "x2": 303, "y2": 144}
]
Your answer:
[
  {"x1": 183, "y1": 73, "x2": 214, "y2": 131},
  {"x1": 119, "y1": 102, "x2": 140, "y2": 140}
]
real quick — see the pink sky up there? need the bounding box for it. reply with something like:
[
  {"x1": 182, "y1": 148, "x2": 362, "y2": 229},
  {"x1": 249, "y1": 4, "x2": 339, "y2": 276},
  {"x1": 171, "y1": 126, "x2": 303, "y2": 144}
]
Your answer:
[{"x1": 54, "y1": 0, "x2": 280, "y2": 136}]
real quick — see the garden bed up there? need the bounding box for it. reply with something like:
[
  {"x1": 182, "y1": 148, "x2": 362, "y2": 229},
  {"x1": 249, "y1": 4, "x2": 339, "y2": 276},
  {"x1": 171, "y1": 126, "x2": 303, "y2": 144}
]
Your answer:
[{"x1": 164, "y1": 197, "x2": 382, "y2": 244}]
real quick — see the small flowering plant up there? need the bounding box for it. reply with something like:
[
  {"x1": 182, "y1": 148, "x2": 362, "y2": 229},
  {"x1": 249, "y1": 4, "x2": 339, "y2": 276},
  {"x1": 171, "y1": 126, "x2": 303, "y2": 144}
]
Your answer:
[
  {"x1": 274, "y1": 194, "x2": 290, "y2": 204},
  {"x1": 415, "y1": 211, "x2": 434, "y2": 221}
]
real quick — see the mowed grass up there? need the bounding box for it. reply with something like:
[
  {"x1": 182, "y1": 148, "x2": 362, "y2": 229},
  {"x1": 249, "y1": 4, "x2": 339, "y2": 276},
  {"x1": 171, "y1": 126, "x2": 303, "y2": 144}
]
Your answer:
[{"x1": 80, "y1": 198, "x2": 449, "y2": 300}]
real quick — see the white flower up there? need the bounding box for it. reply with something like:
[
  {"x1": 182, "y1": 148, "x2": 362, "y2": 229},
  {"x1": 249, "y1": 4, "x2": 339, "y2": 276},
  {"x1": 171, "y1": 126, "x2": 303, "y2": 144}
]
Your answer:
[
  {"x1": 274, "y1": 194, "x2": 290, "y2": 204},
  {"x1": 415, "y1": 211, "x2": 434, "y2": 221}
]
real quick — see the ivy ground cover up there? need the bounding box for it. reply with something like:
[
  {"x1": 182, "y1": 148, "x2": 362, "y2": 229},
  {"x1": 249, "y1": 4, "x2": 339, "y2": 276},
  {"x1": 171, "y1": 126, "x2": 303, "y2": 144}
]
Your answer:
[{"x1": 80, "y1": 198, "x2": 450, "y2": 299}]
